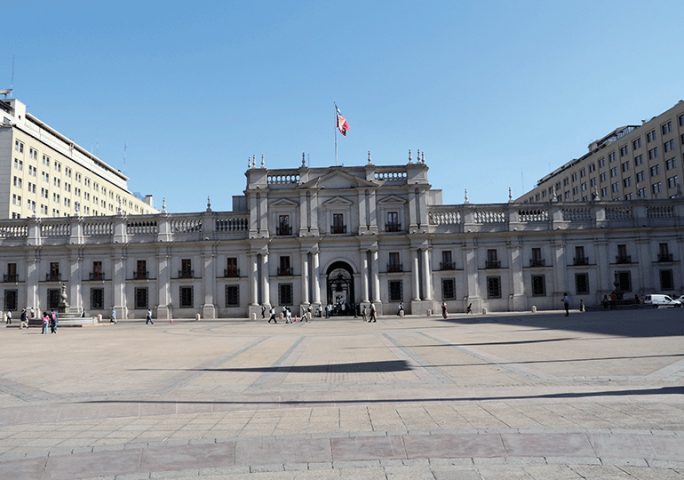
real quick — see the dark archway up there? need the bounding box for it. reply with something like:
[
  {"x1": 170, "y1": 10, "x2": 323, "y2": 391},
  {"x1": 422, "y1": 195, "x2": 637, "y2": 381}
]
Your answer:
[{"x1": 326, "y1": 261, "x2": 355, "y2": 316}]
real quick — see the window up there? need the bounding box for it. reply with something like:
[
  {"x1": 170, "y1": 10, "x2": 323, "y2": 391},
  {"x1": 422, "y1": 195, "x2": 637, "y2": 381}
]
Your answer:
[
  {"x1": 388, "y1": 280, "x2": 403, "y2": 302},
  {"x1": 278, "y1": 283, "x2": 293, "y2": 305},
  {"x1": 3, "y1": 289, "x2": 17, "y2": 311},
  {"x1": 90, "y1": 288, "x2": 104, "y2": 309},
  {"x1": 575, "y1": 273, "x2": 589, "y2": 294},
  {"x1": 278, "y1": 256, "x2": 292, "y2": 276},
  {"x1": 659, "y1": 270, "x2": 674, "y2": 291},
  {"x1": 531, "y1": 275, "x2": 546, "y2": 296},
  {"x1": 664, "y1": 139, "x2": 674, "y2": 153},
  {"x1": 30, "y1": 148, "x2": 38, "y2": 160},
  {"x1": 623, "y1": 177, "x2": 631, "y2": 188},
  {"x1": 589, "y1": 177, "x2": 597, "y2": 187},
  {"x1": 650, "y1": 165, "x2": 660, "y2": 177},
  {"x1": 441, "y1": 251, "x2": 454, "y2": 270},
  {"x1": 441, "y1": 279, "x2": 455, "y2": 300},
  {"x1": 225, "y1": 257, "x2": 238, "y2": 277},
  {"x1": 680, "y1": 114, "x2": 684, "y2": 127},
  {"x1": 531, "y1": 247, "x2": 543, "y2": 266},
  {"x1": 386, "y1": 211, "x2": 400, "y2": 231},
  {"x1": 611, "y1": 182, "x2": 619, "y2": 193},
  {"x1": 667, "y1": 175, "x2": 679, "y2": 189},
  {"x1": 388, "y1": 252, "x2": 401, "y2": 272},
  {"x1": 225, "y1": 285, "x2": 239, "y2": 307},
  {"x1": 621, "y1": 161, "x2": 630, "y2": 173},
  {"x1": 661, "y1": 121, "x2": 672, "y2": 135},
  {"x1": 599, "y1": 172, "x2": 607, "y2": 182},
  {"x1": 277, "y1": 214, "x2": 291, "y2": 235},
  {"x1": 331, "y1": 213, "x2": 345, "y2": 234},
  {"x1": 651, "y1": 182, "x2": 662, "y2": 195},
  {"x1": 133, "y1": 287, "x2": 149, "y2": 309},
  {"x1": 486, "y1": 276, "x2": 501, "y2": 298},
  {"x1": 48, "y1": 262, "x2": 60, "y2": 281},
  {"x1": 637, "y1": 187, "x2": 646, "y2": 198},
  {"x1": 614, "y1": 271, "x2": 632, "y2": 292},
  {"x1": 91, "y1": 261, "x2": 103, "y2": 280},
  {"x1": 634, "y1": 154, "x2": 643, "y2": 167},
  {"x1": 179, "y1": 286, "x2": 194, "y2": 308},
  {"x1": 619, "y1": 145, "x2": 628, "y2": 157},
  {"x1": 608, "y1": 152, "x2": 616, "y2": 163},
  {"x1": 14, "y1": 140, "x2": 24, "y2": 153},
  {"x1": 632, "y1": 138, "x2": 641, "y2": 150},
  {"x1": 636, "y1": 171, "x2": 644, "y2": 183},
  {"x1": 135, "y1": 260, "x2": 147, "y2": 279},
  {"x1": 666, "y1": 157, "x2": 676, "y2": 170},
  {"x1": 646, "y1": 129, "x2": 657, "y2": 143},
  {"x1": 47, "y1": 288, "x2": 60, "y2": 309},
  {"x1": 659, "y1": 243, "x2": 671, "y2": 262},
  {"x1": 486, "y1": 249, "x2": 499, "y2": 268},
  {"x1": 180, "y1": 259, "x2": 192, "y2": 278},
  {"x1": 597, "y1": 157, "x2": 605, "y2": 168},
  {"x1": 574, "y1": 246, "x2": 587, "y2": 265},
  {"x1": 648, "y1": 147, "x2": 658, "y2": 160}
]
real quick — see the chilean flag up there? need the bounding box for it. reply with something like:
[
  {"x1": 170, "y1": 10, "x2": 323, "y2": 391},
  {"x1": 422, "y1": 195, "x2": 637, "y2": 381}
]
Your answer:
[{"x1": 336, "y1": 105, "x2": 350, "y2": 136}]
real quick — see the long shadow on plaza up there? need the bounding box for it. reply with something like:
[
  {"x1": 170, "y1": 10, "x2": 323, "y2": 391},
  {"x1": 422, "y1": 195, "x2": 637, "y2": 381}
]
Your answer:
[
  {"x1": 438, "y1": 309, "x2": 684, "y2": 338},
  {"x1": 131, "y1": 359, "x2": 412, "y2": 374},
  {"x1": 82, "y1": 385, "x2": 684, "y2": 406}
]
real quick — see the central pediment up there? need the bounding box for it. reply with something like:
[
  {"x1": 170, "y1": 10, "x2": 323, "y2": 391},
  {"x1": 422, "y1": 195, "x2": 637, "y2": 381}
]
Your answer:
[{"x1": 301, "y1": 168, "x2": 378, "y2": 190}]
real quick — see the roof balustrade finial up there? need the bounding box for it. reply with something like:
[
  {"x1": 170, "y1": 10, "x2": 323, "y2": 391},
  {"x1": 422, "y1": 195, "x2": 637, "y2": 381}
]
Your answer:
[
  {"x1": 508, "y1": 187, "x2": 513, "y2": 202},
  {"x1": 161, "y1": 197, "x2": 167, "y2": 214},
  {"x1": 408, "y1": 149, "x2": 412, "y2": 163},
  {"x1": 421, "y1": 151, "x2": 425, "y2": 163},
  {"x1": 368, "y1": 150, "x2": 372, "y2": 164},
  {"x1": 464, "y1": 189, "x2": 469, "y2": 204},
  {"x1": 207, "y1": 196, "x2": 212, "y2": 212},
  {"x1": 260, "y1": 154, "x2": 265, "y2": 168}
]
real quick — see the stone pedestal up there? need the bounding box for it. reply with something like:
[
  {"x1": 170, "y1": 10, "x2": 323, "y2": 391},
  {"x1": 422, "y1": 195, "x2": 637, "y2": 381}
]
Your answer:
[
  {"x1": 201, "y1": 304, "x2": 216, "y2": 319},
  {"x1": 156, "y1": 305, "x2": 172, "y2": 320}
]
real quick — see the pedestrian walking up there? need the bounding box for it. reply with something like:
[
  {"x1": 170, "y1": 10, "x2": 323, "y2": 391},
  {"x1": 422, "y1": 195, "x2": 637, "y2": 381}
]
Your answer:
[
  {"x1": 361, "y1": 305, "x2": 367, "y2": 322},
  {"x1": 261, "y1": 304, "x2": 266, "y2": 319},
  {"x1": 579, "y1": 299, "x2": 585, "y2": 312},
  {"x1": 5, "y1": 310, "x2": 11, "y2": 325},
  {"x1": 41, "y1": 312, "x2": 49, "y2": 334},
  {"x1": 20, "y1": 308, "x2": 28, "y2": 329},
  {"x1": 110, "y1": 308, "x2": 117, "y2": 324},
  {"x1": 305, "y1": 305, "x2": 312, "y2": 322},
  {"x1": 268, "y1": 306, "x2": 277, "y2": 324},
  {"x1": 397, "y1": 302, "x2": 404, "y2": 317},
  {"x1": 369, "y1": 303, "x2": 377, "y2": 323},
  {"x1": 441, "y1": 302, "x2": 448, "y2": 319},
  {"x1": 145, "y1": 308, "x2": 154, "y2": 325},
  {"x1": 49, "y1": 309, "x2": 58, "y2": 333},
  {"x1": 285, "y1": 307, "x2": 292, "y2": 324},
  {"x1": 562, "y1": 293, "x2": 570, "y2": 316}
]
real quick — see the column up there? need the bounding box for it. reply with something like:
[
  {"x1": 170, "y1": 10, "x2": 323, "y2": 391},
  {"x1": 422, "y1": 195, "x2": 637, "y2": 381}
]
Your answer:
[
  {"x1": 201, "y1": 249, "x2": 216, "y2": 319},
  {"x1": 261, "y1": 253, "x2": 270, "y2": 305},
  {"x1": 312, "y1": 250, "x2": 321, "y2": 304},
  {"x1": 299, "y1": 191, "x2": 308, "y2": 234},
  {"x1": 249, "y1": 254, "x2": 258, "y2": 305},
  {"x1": 301, "y1": 252, "x2": 309, "y2": 304},
  {"x1": 368, "y1": 190, "x2": 378, "y2": 231},
  {"x1": 248, "y1": 193, "x2": 258, "y2": 233},
  {"x1": 361, "y1": 251, "x2": 369, "y2": 302},
  {"x1": 69, "y1": 253, "x2": 82, "y2": 312},
  {"x1": 259, "y1": 194, "x2": 268, "y2": 233},
  {"x1": 358, "y1": 190, "x2": 367, "y2": 233},
  {"x1": 408, "y1": 189, "x2": 417, "y2": 230},
  {"x1": 422, "y1": 248, "x2": 432, "y2": 300},
  {"x1": 157, "y1": 251, "x2": 171, "y2": 319},
  {"x1": 371, "y1": 249, "x2": 380, "y2": 302},
  {"x1": 112, "y1": 250, "x2": 127, "y2": 319},
  {"x1": 412, "y1": 249, "x2": 420, "y2": 301},
  {"x1": 26, "y1": 254, "x2": 39, "y2": 312},
  {"x1": 310, "y1": 190, "x2": 319, "y2": 233}
]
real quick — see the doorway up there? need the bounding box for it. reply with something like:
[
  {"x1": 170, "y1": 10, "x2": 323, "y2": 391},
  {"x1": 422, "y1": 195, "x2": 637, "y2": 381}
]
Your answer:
[{"x1": 326, "y1": 261, "x2": 355, "y2": 316}]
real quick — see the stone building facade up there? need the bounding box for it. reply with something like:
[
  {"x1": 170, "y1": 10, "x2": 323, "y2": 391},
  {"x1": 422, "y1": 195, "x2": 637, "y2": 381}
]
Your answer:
[{"x1": 1, "y1": 160, "x2": 683, "y2": 319}]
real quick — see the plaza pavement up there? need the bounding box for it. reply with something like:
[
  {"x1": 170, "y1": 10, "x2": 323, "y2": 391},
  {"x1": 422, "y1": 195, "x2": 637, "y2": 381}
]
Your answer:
[{"x1": 0, "y1": 308, "x2": 683, "y2": 479}]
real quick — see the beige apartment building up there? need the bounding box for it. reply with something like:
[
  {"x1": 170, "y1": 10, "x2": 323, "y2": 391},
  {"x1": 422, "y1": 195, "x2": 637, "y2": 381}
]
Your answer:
[
  {"x1": 0, "y1": 97, "x2": 156, "y2": 220},
  {"x1": 520, "y1": 100, "x2": 684, "y2": 203}
]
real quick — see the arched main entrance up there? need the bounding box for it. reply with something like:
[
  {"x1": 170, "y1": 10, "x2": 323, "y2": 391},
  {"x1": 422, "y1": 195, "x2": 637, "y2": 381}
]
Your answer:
[{"x1": 326, "y1": 261, "x2": 355, "y2": 316}]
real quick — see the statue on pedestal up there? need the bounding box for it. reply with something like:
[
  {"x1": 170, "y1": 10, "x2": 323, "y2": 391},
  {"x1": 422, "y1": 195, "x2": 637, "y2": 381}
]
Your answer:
[{"x1": 58, "y1": 283, "x2": 69, "y2": 313}]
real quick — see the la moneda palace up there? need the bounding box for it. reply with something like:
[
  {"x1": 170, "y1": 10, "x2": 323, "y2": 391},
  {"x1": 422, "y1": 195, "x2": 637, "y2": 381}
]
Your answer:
[{"x1": 0, "y1": 98, "x2": 683, "y2": 319}]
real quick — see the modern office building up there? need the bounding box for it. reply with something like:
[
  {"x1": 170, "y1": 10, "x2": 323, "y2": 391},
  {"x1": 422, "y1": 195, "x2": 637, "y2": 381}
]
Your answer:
[
  {"x1": 520, "y1": 100, "x2": 684, "y2": 203},
  {"x1": 0, "y1": 97, "x2": 156, "y2": 220},
  {"x1": 0, "y1": 158, "x2": 682, "y2": 320}
]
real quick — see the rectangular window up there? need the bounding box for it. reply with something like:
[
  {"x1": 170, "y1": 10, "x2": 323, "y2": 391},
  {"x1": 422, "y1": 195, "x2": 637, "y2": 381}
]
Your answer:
[
  {"x1": 661, "y1": 121, "x2": 672, "y2": 135},
  {"x1": 135, "y1": 260, "x2": 147, "y2": 279},
  {"x1": 575, "y1": 273, "x2": 589, "y2": 294},
  {"x1": 277, "y1": 214, "x2": 291, "y2": 235},
  {"x1": 636, "y1": 171, "x2": 645, "y2": 183},
  {"x1": 225, "y1": 257, "x2": 239, "y2": 277},
  {"x1": 614, "y1": 271, "x2": 632, "y2": 292},
  {"x1": 225, "y1": 285, "x2": 239, "y2": 306},
  {"x1": 531, "y1": 275, "x2": 546, "y2": 296},
  {"x1": 179, "y1": 286, "x2": 194, "y2": 308},
  {"x1": 619, "y1": 145, "x2": 628, "y2": 157},
  {"x1": 648, "y1": 147, "x2": 658, "y2": 160},
  {"x1": 388, "y1": 280, "x2": 403, "y2": 302},
  {"x1": 664, "y1": 139, "x2": 674, "y2": 153},
  {"x1": 634, "y1": 154, "x2": 643, "y2": 167},
  {"x1": 441, "y1": 278, "x2": 455, "y2": 300},
  {"x1": 637, "y1": 187, "x2": 646, "y2": 198},
  {"x1": 278, "y1": 256, "x2": 292, "y2": 275},
  {"x1": 388, "y1": 252, "x2": 401, "y2": 272},
  {"x1": 650, "y1": 165, "x2": 660, "y2": 177},
  {"x1": 386, "y1": 211, "x2": 400, "y2": 231},
  {"x1": 680, "y1": 114, "x2": 684, "y2": 127},
  {"x1": 623, "y1": 177, "x2": 632, "y2": 188},
  {"x1": 331, "y1": 213, "x2": 345, "y2": 234},
  {"x1": 608, "y1": 152, "x2": 616, "y2": 163},
  {"x1": 134, "y1": 287, "x2": 149, "y2": 309},
  {"x1": 48, "y1": 262, "x2": 60, "y2": 281},
  {"x1": 660, "y1": 270, "x2": 674, "y2": 290},
  {"x1": 180, "y1": 259, "x2": 192, "y2": 278},
  {"x1": 441, "y1": 251, "x2": 454, "y2": 270},
  {"x1": 486, "y1": 276, "x2": 501, "y2": 298},
  {"x1": 278, "y1": 283, "x2": 293, "y2": 305},
  {"x1": 598, "y1": 157, "x2": 605, "y2": 168},
  {"x1": 632, "y1": 138, "x2": 641, "y2": 150},
  {"x1": 89, "y1": 288, "x2": 104, "y2": 309},
  {"x1": 646, "y1": 129, "x2": 657, "y2": 143},
  {"x1": 3, "y1": 289, "x2": 18, "y2": 311},
  {"x1": 47, "y1": 288, "x2": 60, "y2": 309},
  {"x1": 651, "y1": 182, "x2": 662, "y2": 195},
  {"x1": 666, "y1": 157, "x2": 676, "y2": 170}
]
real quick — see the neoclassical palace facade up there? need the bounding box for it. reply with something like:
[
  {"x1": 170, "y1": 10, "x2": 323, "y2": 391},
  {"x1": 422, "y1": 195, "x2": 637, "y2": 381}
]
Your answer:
[{"x1": 1, "y1": 160, "x2": 683, "y2": 319}]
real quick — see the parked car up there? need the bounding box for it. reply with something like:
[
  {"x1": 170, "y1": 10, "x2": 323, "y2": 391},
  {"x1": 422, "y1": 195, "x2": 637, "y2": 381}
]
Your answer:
[{"x1": 643, "y1": 294, "x2": 682, "y2": 307}]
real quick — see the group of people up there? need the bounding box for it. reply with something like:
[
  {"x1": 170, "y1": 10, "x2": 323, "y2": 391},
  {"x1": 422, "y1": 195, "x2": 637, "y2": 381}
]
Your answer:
[{"x1": 263, "y1": 305, "x2": 312, "y2": 324}]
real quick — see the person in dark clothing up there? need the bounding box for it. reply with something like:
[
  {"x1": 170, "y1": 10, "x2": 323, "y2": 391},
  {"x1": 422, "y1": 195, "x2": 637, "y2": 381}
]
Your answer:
[
  {"x1": 441, "y1": 302, "x2": 448, "y2": 319},
  {"x1": 49, "y1": 310, "x2": 58, "y2": 333},
  {"x1": 369, "y1": 304, "x2": 377, "y2": 322},
  {"x1": 268, "y1": 307, "x2": 277, "y2": 324},
  {"x1": 562, "y1": 293, "x2": 570, "y2": 316}
]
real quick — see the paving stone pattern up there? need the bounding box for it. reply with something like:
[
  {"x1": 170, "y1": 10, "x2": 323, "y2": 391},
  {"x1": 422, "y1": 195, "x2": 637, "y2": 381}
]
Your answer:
[{"x1": 0, "y1": 309, "x2": 683, "y2": 479}]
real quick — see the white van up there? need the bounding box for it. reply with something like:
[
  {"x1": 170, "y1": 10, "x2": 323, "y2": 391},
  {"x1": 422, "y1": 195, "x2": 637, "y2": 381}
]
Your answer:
[{"x1": 643, "y1": 294, "x2": 682, "y2": 307}]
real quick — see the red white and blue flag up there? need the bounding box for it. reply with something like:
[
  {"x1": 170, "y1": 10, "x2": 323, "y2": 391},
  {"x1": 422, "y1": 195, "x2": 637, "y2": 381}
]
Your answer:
[{"x1": 336, "y1": 105, "x2": 350, "y2": 136}]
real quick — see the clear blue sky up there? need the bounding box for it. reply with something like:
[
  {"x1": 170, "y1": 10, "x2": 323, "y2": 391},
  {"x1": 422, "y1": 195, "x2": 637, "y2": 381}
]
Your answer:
[{"x1": 2, "y1": 0, "x2": 683, "y2": 211}]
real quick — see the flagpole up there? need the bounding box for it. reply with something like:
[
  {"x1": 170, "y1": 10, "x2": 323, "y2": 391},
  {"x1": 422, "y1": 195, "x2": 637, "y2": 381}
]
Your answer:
[{"x1": 334, "y1": 102, "x2": 338, "y2": 166}]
